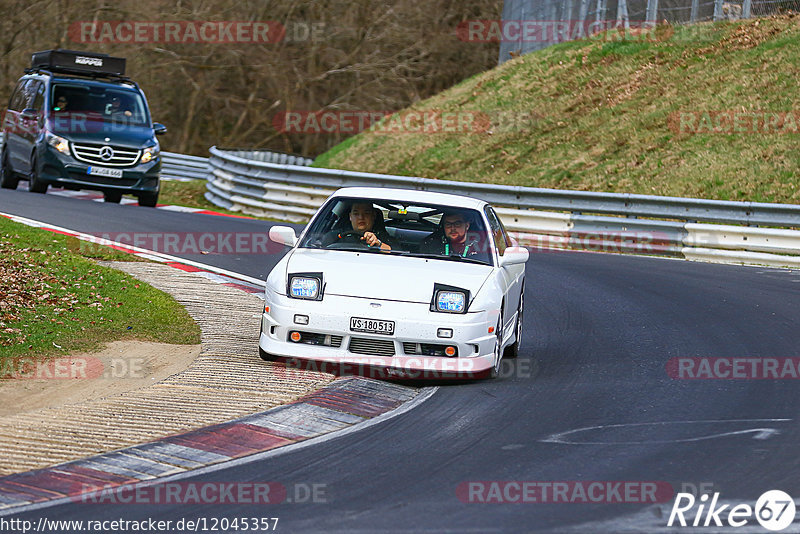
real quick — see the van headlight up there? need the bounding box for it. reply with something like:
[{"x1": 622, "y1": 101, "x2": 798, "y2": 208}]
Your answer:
[
  {"x1": 288, "y1": 274, "x2": 323, "y2": 300},
  {"x1": 46, "y1": 133, "x2": 70, "y2": 154},
  {"x1": 141, "y1": 142, "x2": 160, "y2": 163}
]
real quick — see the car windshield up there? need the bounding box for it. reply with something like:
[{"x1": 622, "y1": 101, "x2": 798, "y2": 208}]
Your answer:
[
  {"x1": 299, "y1": 197, "x2": 494, "y2": 266},
  {"x1": 50, "y1": 83, "x2": 149, "y2": 126}
]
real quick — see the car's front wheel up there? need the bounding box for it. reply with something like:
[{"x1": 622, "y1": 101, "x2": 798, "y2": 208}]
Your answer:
[
  {"x1": 138, "y1": 191, "x2": 158, "y2": 207},
  {"x1": 488, "y1": 315, "x2": 503, "y2": 379},
  {"x1": 259, "y1": 347, "x2": 277, "y2": 362},
  {"x1": 504, "y1": 284, "x2": 524, "y2": 359},
  {"x1": 0, "y1": 150, "x2": 19, "y2": 190},
  {"x1": 28, "y1": 154, "x2": 48, "y2": 194},
  {"x1": 104, "y1": 191, "x2": 122, "y2": 203}
]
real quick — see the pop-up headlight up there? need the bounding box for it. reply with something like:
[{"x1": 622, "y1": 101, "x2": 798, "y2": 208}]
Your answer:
[
  {"x1": 430, "y1": 283, "x2": 470, "y2": 314},
  {"x1": 287, "y1": 273, "x2": 323, "y2": 300}
]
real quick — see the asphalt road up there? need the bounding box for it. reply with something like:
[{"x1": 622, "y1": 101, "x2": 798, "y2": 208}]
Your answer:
[{"x1": 3, "y1": 189, "x2": 800, "y2": 533}]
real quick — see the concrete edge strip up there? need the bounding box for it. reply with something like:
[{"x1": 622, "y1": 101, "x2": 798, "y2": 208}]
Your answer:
[{"x1": 0, "y1": 377, "x2": 431, "y2": 514}]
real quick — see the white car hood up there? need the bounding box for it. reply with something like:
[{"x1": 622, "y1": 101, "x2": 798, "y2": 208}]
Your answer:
[{"x1": 286, "y1": 249, "x2": 492, "y2": 303}]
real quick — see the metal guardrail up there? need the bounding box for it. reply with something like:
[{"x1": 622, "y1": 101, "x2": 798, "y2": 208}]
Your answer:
[
  {"x1": 205, "y1": 146, "x2": 800, "y2": 267},
  {"x1": 207, "y1": 146, "x2": 800, "y2": 227},
  {"x1": 160, "y1": 151, "x2": 210, "y2": 181}
]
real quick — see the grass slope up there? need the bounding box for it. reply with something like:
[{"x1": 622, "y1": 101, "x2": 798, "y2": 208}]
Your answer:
[
  {"x1": 314, "y1": 16, "x2": 800, "y2": 204},
  {"x1": 0, "y1": 217, "x2": 201, "y2": 359}
]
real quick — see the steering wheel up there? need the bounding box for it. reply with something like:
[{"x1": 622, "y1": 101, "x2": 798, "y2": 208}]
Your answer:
[{"x1": 325, "y1": 231, "x2": 371, "y2": 250}]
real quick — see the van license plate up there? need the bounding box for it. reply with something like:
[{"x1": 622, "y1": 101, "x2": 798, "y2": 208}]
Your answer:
[{"x1": 88, "y1": 166, "x2": 123, "y2": 178}]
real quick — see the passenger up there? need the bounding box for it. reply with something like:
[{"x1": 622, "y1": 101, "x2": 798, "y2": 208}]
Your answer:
[
  {"x1": 324, "y1": 201, "x2": 394, "y2": 250},
  {"x1": 420, "y1": 211, "x2": 481, "y2": 258},
  {"x1": 54, "y1": 95, "x2": 68, "y2": 111}
]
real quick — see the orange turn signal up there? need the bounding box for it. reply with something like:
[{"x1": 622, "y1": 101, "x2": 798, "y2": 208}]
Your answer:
[
  {"x1": 488, "y1": 326, "x2": 495, "y2": 334},
  {"x1": 290, "y1": 331, "x2": 301, "y2": 342},
  {"x1": 445, "y1": 346, "x2": 456, "y2": 357}
]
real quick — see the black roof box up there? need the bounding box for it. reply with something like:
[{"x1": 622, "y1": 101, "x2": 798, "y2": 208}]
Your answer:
[{"x1": 30, "y1": 49, "x2": 126, "y2": 77}]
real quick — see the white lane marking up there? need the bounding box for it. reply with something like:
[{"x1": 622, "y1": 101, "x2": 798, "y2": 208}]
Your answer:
[
  {"x1": 540, "y1": 419, "x2": 792, "y2": 445},
  {"x1": 0, "y1": 210, "x2": 266, "y2": 288},
  {"x1": 0, "y1": 386, "x2": 438, "y2": 517}
]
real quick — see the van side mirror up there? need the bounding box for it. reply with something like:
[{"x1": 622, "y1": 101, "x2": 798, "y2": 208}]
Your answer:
[
  {"x1": 153, "y1": 123, "x2": 167, "y2": 135},
  {"x1": 21, "y1": 108, "x2": 38, "y2": 121}
]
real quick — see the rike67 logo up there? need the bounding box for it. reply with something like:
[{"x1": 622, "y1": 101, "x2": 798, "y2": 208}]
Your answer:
[{"x1": 668, "y1": 490, "x2": 796, "y2": 531}]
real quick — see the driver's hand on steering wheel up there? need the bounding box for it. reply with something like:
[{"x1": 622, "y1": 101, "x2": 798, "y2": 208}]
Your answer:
[{"x1": 361, "y1": 231, "x2": 390, "y2": 250}]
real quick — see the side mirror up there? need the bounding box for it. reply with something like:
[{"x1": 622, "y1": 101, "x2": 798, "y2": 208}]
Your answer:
[
  {"x1": 269, "y1": 226, "x2": 298, "y2": 247},
  {"x1": 153, "y1": 123, "x2": 167, "y2": 135},
  {"x1": 499, "y1": 246, "x2": 529, "y2": 267},
  {"x1": 21, "y1": 108, "x2": 38, "y2": 121}
]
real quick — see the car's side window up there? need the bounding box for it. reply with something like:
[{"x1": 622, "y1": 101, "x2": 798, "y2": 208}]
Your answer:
[
  {"x1": 485, "y1": 207, "x2": 508, "y2": 256},
  {"x1": 32, "y1": 82, "x2": 45, "y2": 113},
  {"x1": 9, "y1": 80, "x2": 28, "y2": 111}
]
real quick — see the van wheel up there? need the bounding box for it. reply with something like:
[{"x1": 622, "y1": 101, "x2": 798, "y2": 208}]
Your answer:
[
  {"x1": 0, "y1": 151, "x2": 18, "y2": 190},
  {"x1": 104, "y1": 191, "x2": 122, "y2": 203},
  {"x1": 28, "y1": 155, "x2": 48, "y2": 194},
  {"x1": 138, "y1": 191, "x2": 158, "y2": 207}
]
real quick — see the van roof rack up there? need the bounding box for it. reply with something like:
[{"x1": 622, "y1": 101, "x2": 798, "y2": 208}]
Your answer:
[{"x1": 28, "y1": 49, "x2": 130, "y2": 81}]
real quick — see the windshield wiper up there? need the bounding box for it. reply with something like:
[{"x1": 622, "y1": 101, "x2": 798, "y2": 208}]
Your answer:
[{"x1": 398, "y1": 252, "x2": 489, "y2": 265}]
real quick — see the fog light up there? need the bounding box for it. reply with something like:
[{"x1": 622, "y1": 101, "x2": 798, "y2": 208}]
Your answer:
[
  {"x1": 437, "y1": 328, "x2": 453, "y2": 339},
  {"x1": 294, "y1": 314, "x2": 309, "y2": 325},
  {"x1": 290, "y1": 331, "x2": 301, "y2": 342},
  {"x1": 445, "y1": 346, "x2": 456, "y2": 357}
]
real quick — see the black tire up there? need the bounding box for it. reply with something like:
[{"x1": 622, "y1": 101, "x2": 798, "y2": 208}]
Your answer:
[
  {"x1": 259, "y1": 347, "x2": 277, "y2": 362},
  {"x1": 28, "y1": 154, "x2": 48, "y2": 194},
  {"x1": 487, "y1": 315, "x2": 503, "y2": 379},
  {"x1": 504, "y1": 283, "x2": 524, "y2": 359},
  {"x1": 138, "y1": 191, "x2": 158, "y2": 207},
  {"x1": 0, "y1": 151, "x2": 19, "y2": 190},
  {"x1": 104, "y1": 191, "x2": 123, "y2": 203}
]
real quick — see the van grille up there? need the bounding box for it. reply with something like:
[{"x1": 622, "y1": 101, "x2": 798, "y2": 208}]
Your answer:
[
  {"x1": 348, "y1": 337, "x2": 395, "y2": 357},
  {"x1": 71, "y1": 143, "x2": 141, "y2": 167}
]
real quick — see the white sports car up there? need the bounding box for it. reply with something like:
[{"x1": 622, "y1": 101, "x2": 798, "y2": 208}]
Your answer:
[{"x1": 259, "y1": 187, "x2": 528, "y2": 379}]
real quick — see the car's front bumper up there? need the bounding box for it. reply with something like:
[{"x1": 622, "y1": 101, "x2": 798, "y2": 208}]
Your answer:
[
  {"x1": 258, "y1": 289, "x2": 498, "y2": 379},
  {"x1": 38, "y1": 144, "x2": 160, "y2": 194}
]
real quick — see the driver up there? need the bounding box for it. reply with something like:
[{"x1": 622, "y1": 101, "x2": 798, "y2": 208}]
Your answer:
[{"x1": 323, "y1": 202, "x2": 394, "y2": 250}]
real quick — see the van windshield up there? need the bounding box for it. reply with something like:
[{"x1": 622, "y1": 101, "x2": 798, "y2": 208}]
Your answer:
[{"x1": 51, "y1": 84, "x2": 149, "y2": 126}]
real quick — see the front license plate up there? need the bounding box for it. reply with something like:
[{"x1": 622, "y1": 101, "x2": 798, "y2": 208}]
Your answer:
[
  {"x1": 88, "y1": 166, "x2": 123, "y2": 178},
  {"x1": 350, "y1": 317, "x2": 395, "y2": 335}
]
